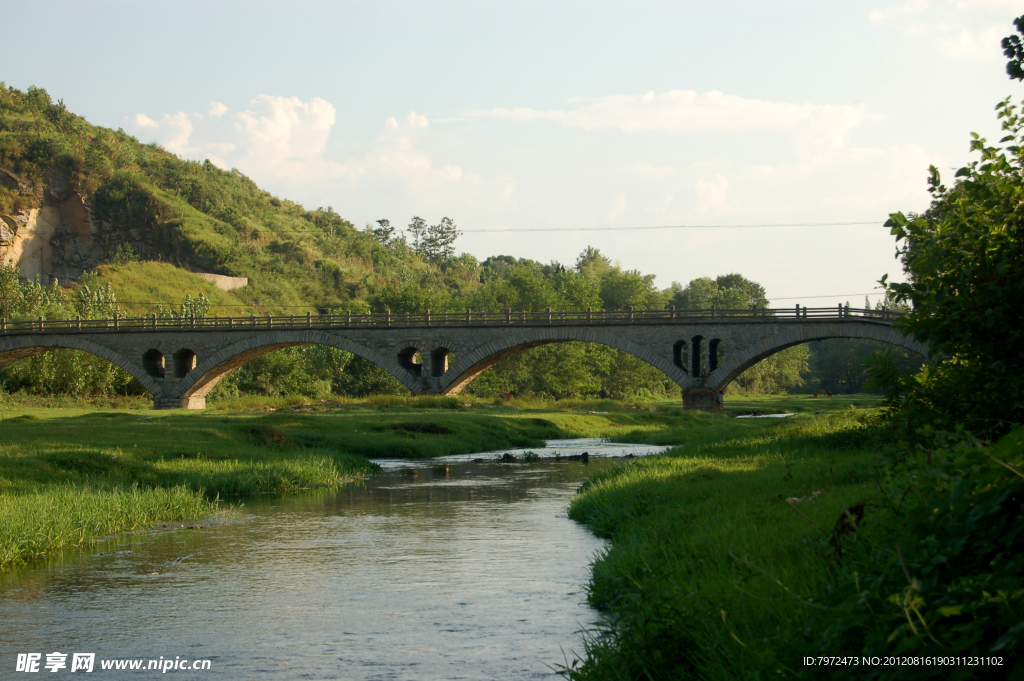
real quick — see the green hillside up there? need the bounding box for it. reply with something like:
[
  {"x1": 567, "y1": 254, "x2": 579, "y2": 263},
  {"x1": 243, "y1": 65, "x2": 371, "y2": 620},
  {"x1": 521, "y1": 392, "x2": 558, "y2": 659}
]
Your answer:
[{"x1": 92, "y1": 261, "x2": 253, "y2": 317}]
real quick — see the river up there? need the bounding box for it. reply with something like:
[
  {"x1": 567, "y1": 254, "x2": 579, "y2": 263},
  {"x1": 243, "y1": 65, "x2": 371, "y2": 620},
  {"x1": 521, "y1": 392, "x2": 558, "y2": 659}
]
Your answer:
[{"x1": 0, "y1": 439, "x2": 667, "y2": 679}]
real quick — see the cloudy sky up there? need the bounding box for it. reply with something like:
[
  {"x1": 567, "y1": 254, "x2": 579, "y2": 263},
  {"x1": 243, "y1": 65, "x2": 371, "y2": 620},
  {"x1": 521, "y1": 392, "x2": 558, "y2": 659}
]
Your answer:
[{"x1": 5, "y1": 1, "x2": 1022, "y2": 306}]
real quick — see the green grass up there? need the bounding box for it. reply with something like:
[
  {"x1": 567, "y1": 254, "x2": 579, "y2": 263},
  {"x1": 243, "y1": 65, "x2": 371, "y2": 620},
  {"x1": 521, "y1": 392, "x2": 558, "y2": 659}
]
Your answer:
[
  {"x1": 723, "y1": 392, "x2": 884, "y2": 415},
  {"x1": 0, "y1": 484, "x2": 221, "y2": 569},
  {"x1": 562, "y1": 406, "x2": 891, "y2": 680},
  {"x1": 93, "y1": 261, "x2": 254, "y2": 317}
]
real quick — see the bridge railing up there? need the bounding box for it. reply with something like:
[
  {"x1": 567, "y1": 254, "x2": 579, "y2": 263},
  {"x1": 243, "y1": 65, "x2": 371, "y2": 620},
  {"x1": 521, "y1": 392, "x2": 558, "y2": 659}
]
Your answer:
[{"x1": 0, "y1": 305, "x2": 904, "y2": 333}]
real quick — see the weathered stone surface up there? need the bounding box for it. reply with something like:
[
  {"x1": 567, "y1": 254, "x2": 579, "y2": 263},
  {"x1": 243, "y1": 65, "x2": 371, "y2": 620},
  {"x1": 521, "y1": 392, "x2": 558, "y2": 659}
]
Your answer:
[
  {"x1": 194, "y1": 273, "x2": 248, "y2": 291},
  {"x1": 0, "y1": 317, "x2": 928, "y2": 411}
]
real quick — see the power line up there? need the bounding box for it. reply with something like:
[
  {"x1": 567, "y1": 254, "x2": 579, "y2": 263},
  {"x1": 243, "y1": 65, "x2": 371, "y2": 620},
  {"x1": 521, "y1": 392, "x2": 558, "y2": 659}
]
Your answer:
[
  {"x1": 233, "y1": 219, "x2": 884, "y2": 236},
  {"x1": 771, "y1": 291, "x2": 886, "y2": 301},
  {"x1": 460, "y1": 221, "x2": 882, "y2": 234}
]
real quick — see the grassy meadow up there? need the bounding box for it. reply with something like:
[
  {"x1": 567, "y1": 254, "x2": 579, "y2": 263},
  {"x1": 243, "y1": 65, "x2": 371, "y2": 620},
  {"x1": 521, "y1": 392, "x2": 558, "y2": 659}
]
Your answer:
[{"x1": 562, "y1": 401, "x2": 893, "y2": 679}]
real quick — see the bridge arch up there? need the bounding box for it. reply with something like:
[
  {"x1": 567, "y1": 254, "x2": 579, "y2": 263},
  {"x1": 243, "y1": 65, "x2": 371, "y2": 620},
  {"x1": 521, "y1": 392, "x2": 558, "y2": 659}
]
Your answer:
[
  {"x1": 0, "y1": 335, "x2": 161, "y2": 396},
  {"x1": 173, "y1": 330, "x2": 422, "y2": 406},
  {"x1": 703, "y1": 322, "x2": 929, "y2": 393},
  {"x1": 437, "y1": 326, "x2": 688, "y2": 395}
]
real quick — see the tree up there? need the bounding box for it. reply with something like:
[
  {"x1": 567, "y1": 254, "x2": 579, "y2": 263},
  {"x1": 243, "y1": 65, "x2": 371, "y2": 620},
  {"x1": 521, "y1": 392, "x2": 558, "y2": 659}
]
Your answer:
[
  {"x1": 882, "y1": 97, "x2": 1024, "y2": 432},
  {"x1": 575, "y1": 246, "x2": 613, "y2": 283},
  {"x1": 370, "y1": 219, "x2": 395, "y2": 246},
  {"x1": 0, "y1": 259, "x2": 22, "y2": 319},
  {"x1": 1003, "y1": 15, "x2": 1024, "y2": 81},
  {"x1": 599, "y1": 269, "x2": 659, "y2": 310},
  {"x1": 669, "y1": 273, "x2": 767, "y2": 310},
  {"x1": 406, "y1": 216, "x2": 427, "y2": 252},
  {"x1": 422, "y1": 217, "x2": 460, "y2": 264}
]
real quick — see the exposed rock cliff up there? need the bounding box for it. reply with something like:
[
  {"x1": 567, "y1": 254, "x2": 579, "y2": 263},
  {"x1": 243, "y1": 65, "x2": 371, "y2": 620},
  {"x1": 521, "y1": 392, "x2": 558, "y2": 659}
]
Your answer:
[{"x1": 0, "y1": 168, "x2": 196, "y2": 285}]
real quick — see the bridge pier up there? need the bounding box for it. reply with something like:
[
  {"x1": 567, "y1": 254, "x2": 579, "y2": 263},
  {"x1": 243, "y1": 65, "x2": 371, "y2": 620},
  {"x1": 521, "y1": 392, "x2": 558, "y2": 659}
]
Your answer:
[
  {"x1": 154, "y1": 395, "x2": 206, "y2": 410},
  {"x1": 683, "y1": 387, "x2": 723, "y2": 413}
]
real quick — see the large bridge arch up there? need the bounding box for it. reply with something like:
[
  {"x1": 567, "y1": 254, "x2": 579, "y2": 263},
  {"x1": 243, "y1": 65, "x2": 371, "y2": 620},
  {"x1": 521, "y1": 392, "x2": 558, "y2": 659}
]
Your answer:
[
  {"x1": 703, "y1": 322, "x2": 929, "y2": 393},
  {"x1": 173, "y1": 329, "x2": 422, "y2": 407},
  {"x1": 0, "y1": 335, "x2": 161, "y2": 396},
  {"x1": 437, "y1": 326, "x2": 688, "y2": 395}
]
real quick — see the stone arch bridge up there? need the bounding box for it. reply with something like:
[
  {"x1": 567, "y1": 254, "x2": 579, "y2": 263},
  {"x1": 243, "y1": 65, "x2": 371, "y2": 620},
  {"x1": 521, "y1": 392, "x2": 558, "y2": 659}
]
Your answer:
[{"x1": 0, "y1": 307, "x2": 927, "y2": 410}]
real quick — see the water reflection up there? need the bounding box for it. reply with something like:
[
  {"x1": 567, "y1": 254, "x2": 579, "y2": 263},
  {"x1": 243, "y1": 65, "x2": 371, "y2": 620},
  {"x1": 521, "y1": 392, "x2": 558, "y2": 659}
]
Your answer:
[{"x1": 0, "y1": 440, "x2": 664, "y2": 679}]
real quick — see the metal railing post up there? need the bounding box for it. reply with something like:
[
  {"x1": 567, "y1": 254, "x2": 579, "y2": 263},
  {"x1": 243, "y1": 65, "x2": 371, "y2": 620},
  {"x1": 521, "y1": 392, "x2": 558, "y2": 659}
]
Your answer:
[
  {"x1": 386, "y1": 310, "x2": 391, "y2": 326},
  {"x1": 307, "y1": 311, "x2": 311, "y2": 327},
  {"x1": 346, "y1": 310, "x2": 351, "y2": 326},
  {"x1": 587, "y1": 307, "x2": 592, "y2": 322},
  {"x1": 466, "y1": 308, "x2": 471, "y2": 323}
]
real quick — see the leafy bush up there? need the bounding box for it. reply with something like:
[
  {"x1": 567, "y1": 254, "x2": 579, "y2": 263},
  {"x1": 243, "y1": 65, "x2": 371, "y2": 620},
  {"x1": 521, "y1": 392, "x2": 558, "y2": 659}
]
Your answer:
[{"x1": 777, "y1": 429, "x2": 1024, "y2": 679}]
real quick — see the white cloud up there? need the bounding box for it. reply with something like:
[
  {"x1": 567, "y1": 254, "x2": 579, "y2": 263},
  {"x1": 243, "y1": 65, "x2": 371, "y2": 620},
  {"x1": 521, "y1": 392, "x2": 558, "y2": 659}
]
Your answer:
[
  {"x1": 471, "y1": 90, "x2": 865, "y2": 135},
  {"x1": 233, "y1": 95, "x2": 336, "y2": 168},
  {"x1": 126, "y1": 97, "x2": 515, "y2": 222},
  {"x1": 385, "y1": 111, "x2": 429, "y2": 130},
  {"x1": 607, "y1": 194, "x2": 627, "y2": 221},
  {"x1": 128, "y1": 95, "x2": 337, "y2": 176},
  {"x1": 937, "y1": 24, "x2": 1006, "y2": 57},
  {"x1": 870, "y1": 0, "x2": 1013, "y2": 59},
  {"x1": 695, "y1": 175, "x2": 729, "y2": 214},
  {"x1": 132, "y1": 112, "x2": 194, "y2": 156},
  {"x1": 868, "y1": 0, "x2": 930, "y2": 25},
  {"x1": 469, "y1": 90, "x2": 868, "y2": 159}
]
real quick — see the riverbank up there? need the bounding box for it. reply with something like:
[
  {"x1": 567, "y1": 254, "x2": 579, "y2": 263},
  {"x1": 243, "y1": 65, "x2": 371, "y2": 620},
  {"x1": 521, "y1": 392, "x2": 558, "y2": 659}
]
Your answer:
[
  {"x1": 0, "y1": 393, "x2": 879, "y2": 574},
  {"x1": 564, "y1": 402, "x2": 889, "y2": 679}
]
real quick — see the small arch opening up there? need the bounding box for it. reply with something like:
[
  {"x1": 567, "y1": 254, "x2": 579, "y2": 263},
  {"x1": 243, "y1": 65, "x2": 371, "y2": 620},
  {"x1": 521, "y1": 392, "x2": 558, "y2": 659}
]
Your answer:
[
  {"x1": 430, "y1": 347, "x2": 453, "y2": 378},
  {"x1": 709, "y1": 339, "x2": 722, "y2": 372},
  {"x1": 672, "y1": 341, "x2": 688, "y2": 371},
  {"x1": 691, "y1": 335, "x2": 704, "y2": 377},
  {"x1": 143, "y1": 349, "x2": 165, "y2": 378},
  {"x1": 173, "y1": 349, "x2": 197, "y2": 378},
  {"x1": 398, "y1": 347, "x2": 423, "y2": 376}
]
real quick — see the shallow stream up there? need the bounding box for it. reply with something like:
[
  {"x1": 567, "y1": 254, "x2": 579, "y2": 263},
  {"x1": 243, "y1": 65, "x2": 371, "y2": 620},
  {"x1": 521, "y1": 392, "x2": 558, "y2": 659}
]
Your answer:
[{"x1": 0, "y1": 439, "x2": 667, "y2": 679}]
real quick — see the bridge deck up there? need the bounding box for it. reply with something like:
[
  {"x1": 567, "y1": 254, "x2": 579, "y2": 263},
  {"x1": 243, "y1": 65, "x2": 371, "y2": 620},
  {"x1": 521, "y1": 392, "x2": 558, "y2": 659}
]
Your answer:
[{"x1": 0, "y1": 306, "x2": 902, "y2": 334}]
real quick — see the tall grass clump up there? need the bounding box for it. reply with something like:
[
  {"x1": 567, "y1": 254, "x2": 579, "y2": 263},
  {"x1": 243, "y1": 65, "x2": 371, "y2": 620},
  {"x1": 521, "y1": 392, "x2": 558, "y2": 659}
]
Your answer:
[
  {"x1": 151, "y1": 451, "x2": 377, "y2": 495},
  {"x1": 0, "y1": 484, "x2": 219, "y2": 569}
]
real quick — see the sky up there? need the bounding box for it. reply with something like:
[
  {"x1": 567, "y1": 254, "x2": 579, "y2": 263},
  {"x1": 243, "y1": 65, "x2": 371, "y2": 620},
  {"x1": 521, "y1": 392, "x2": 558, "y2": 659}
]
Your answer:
[{"x1": 4, "y1": 0, "x2": 1022, "y2": 307}]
